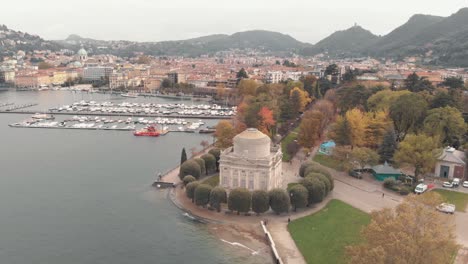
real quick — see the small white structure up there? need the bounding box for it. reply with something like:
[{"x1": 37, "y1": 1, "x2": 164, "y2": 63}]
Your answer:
[
  {"x1": 434, "y1": 147, "x2": 466, "y2": 179},
  {"x1": 219, "y1": 128, "x2": 283, "y2": 191}
]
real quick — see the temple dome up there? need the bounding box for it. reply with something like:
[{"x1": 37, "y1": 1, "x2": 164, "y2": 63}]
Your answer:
[
  {"x1": 233, "y1": 128, "x2": 271, "y2": 159},
  {"x1": 77, "y1": 48, "x2": 87, "y2": 56}
]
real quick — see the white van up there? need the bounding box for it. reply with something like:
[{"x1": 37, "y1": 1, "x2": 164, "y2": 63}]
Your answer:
[{"x1": 414, "y1": 184, "x2": 428, "y2": 194}]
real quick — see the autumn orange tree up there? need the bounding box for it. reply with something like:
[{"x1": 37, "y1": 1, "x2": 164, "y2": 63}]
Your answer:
[
  {"x1": 257, "y1": 106, "x2": 275, "y2": 136},
  {"x1": 346, "y1": 192, "x2": 458, "y2": 264},
  {"x1": 298, "y1": 110, "x2": 325, "y2": 148}
]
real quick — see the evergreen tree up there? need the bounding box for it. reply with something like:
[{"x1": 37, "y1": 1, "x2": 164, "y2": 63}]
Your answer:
[
  {"x1": 378, "y1": 129, "x2": 397, "y2": 163},
  {"x1": 180, "y1": 148, "x2": 187, "y2": 165},
  {"x1": 236, "y1": 68, "x2": 248, "y2": 79}
]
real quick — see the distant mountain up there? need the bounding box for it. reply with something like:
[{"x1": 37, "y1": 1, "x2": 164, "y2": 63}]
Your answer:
[
  {"x1": 1, "y1": 8, "x2": 468, "y2": 66},
  {"x1": 0, "y1": 24, "x2": 61, "y2": 56},
  {"x1": 57, "y1": 30, "x2": 312, "y2": 57},
  {"x1": 366, "y1": 14, "x2": 445, "y2": 57},
  {"x1": 366, "y1": 8, "x2": 468, "y2": 66},
  {"x1": 302, "y1": 26, "x2": 379, "y2": 57}
]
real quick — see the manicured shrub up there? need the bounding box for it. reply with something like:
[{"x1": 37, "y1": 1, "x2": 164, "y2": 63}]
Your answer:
[
  {"x1": 251, "y1": 190, "x2": 270, "y2": 215},
  {"x1": 209, "y1": 187, "x2": 227, "y2": 212},
  {"x1": 228, "y1": 188, "x2": 251, "y2": 215},
  {"x1": 194, "y1": 184, "x2": 212, "y2": 207},
  {"x1": 289, "y1": 184, "x2": 308, "y2": 211},
  {"x1": 269, "y1": 188, "x2": 290, "y2": 214},
  {"x1": 209, "y1": 148, "x2": 221, "y2": 171},
  {"x1": 300, "y1": 177, "x2": 326, "y2": 204},
  {"x1": 182, "y1": 175, "x2": 196, "y2": 186},
  {"x1": 185, "y1": 181, "x2": 200, "y2": 203},
  {"x1": 201, "y1": 153, "x2": 216, "y2": 174},
  {"x1": 194, "y1": 158, "x2": 206, "y2": 176},
  {"x1": 299, "y1": 161, "x2": 315, "y2": 177},
  {"x1": 180, "y1": 160, "x2": 201, "y2": 180},
  {"x1": 306, "y1": 172, "x2": 331, "y2": 194},
  {"x1": 304, "y1": 165, "x2": 331, "y2": 179}
]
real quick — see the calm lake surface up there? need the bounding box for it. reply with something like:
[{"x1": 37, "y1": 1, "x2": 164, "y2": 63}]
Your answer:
[{"x1": 0, "y1": 90, "x2": 265, "y2": 264}]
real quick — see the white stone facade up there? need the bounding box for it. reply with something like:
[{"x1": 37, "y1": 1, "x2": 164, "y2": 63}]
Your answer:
[{"x1": 219, "y1": 128, "x2": 283, "y2": 191}]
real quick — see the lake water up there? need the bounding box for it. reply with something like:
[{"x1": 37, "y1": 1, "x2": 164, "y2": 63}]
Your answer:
[{"x1": 0, "y1": 90, "x2": 265, "y2": 264}]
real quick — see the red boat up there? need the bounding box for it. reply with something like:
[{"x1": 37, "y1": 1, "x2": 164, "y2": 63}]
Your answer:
[{"x1": 133, "y1": 126, "x2": 160, "y2": 137}]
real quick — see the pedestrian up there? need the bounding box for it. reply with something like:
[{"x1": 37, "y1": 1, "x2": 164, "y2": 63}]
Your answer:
[
  {"x1": 382, "y1": 193, "x2": 385, "y2": 198},
  {"x1": 288, "y1": 217, "x2": 290, "y2": 223}
]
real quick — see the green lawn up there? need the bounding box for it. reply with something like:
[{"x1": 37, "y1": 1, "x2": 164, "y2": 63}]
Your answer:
[
  {"x1": 202, "y1": 174, "x2": 219, "y2": 187},
  {"x1": 288, "y1": 200, "x2": 370, "y2": 264},
  {"x1": 281, "y1": 127, "x2": 300, "y2": 162},
  {"x1": 432, "y1": 189, "x2": 468, "y2": 212},
  {"x1": 312, "y1": 153, "x2": 343, "y2": 171}
]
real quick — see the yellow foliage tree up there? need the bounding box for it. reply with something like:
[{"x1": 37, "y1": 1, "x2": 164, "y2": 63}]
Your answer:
[
  {"x1": 289, "y1": 87, "x2": 311, "y2": 112},
  {"x1": 365, "y1": 111, "x2": 392, "y2": 148},
  {"x1": 347, "y1": 192, "x2": 458, "y2": 264},
  {"x1": 214, "y1": 120, "x2": 236, "y2": 149},
  {"x1": 345, "y1": 108, "x2": 368, "y2": 148},
  {"x1": 367, "y1": 90, "x2": 411, "y2": 112},
  {"x1": 298, "y1": 110, "x2": 325, "y2": 148}
]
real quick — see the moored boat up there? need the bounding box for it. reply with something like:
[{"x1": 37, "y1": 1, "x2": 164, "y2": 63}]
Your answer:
[{"x1": 133, "y1": 125, "x2": 160, "y2": 137}]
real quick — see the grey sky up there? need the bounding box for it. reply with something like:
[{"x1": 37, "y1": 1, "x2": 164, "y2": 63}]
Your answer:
[{"x1": 3, "y1": 0, "x2": 467, "y2": 43}]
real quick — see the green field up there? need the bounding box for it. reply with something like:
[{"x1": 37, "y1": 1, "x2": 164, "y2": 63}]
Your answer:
[
  {"x1": 281, "y1": 127, "x2": 300, "y2": 162},
  {"x1": 288, "y1": 200, "x2": 370, "y2": 264},
  {"x1": 433, "y1": 189, "x2": 468, "y2": 212},
  {"x1": 201, "y1": 174, "x2": 219, "y2": 187},
  {"x1": 312, "y1": 153, "x2": 343, "y2": 171}
]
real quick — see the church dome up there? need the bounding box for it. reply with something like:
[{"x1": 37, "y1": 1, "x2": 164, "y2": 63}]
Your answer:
[
  {"x1": 233, "y1": 128, "x2": 271, "y2": 159},
  {"x1": 77, "y1": 48, "x2": 87, "y2": 56}
]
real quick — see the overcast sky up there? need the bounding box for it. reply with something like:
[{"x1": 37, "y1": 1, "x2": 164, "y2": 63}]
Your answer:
[{"x1": 2, "y1": 0, "x2": 467, "y2": 43}]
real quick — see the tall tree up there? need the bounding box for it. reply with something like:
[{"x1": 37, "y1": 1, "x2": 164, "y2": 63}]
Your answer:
[
  {"x1": 394, "y1": 134, "x2": 439, "y2": 180},
  {"x1": 300, "y1": 74, "x2": 317, "y2": 96},
  {"x1": 237, "y1": 79, "x2": 259, "y2": 97},
  {"x1": 180, "y1": 148, "x2": 187, "y2": 165},
  {"x1": 346, "y1": 192, "x2": 458, "y2": 264},
  {"x1": 236, "y1": 68, "x2": 248, "y2": 79},
  {"x1": 214, "y1": 120, "x2": 236, "y2": 149},
  {"x1": 367, "y1": 89, "x2": 410, "y2": 112},
  {"x1": 311, "y1": 99, "x2": 335, "y2": 123},
  {"x1": 325, "y1": 64, "x2": 339, "y2": 76},
  {"x1": 345, "y1": 108, "x2": 368, "y2": 148},
  {"x1": 337, "y1": 85, "x2": 371, "y2": 112},
  {"x1": 257, "y1": 106, "x2": 276, "y2": 136},
  {"x1": 378, "y1": 129, "x2": 398, "y2": 163},
  {"x1": 389, "y1": 93, "x2": 428, "y2": 142},
  {"x1": 442, "y1": 76, "x2": 464, "y2": 89},
  {"x1": 328, "y1": 115, "x2": 351, "y2": 146},
  {"x1": 365, "y1": 111, "x2": 392, "y2": 148},
  {"x1": 298, "y1": 110, "x2": 325, "y2": 148},
  {"x1": 423, "y1": 106, "x2": 466, "y2": 147},
  {"x1": 289, "y1": 87, "x2": 311, "y2": 112},
  {"x1": 350, "y1": 147, "x2": 380, "y2": 170},
  {"x1": 404, "y1": 72, "x2": 434, "y2": 92}
]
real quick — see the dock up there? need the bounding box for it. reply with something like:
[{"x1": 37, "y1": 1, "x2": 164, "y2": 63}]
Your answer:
[
  {"x1": 7, "y1": 124, "x2": 200, "y2": 134},
  {"x1": 0, "y1": 110, "x2": 231, "y2": 119}
]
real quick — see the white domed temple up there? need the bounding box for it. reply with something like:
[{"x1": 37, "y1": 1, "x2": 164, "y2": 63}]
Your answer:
[{"x1": 219, "y1": 128, "x2": 283, "y2": 191}]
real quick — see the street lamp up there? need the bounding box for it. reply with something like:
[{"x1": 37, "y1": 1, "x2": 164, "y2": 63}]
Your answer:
[{"x1": 290, "y1": 192, "x2": 296, "y2": 212}]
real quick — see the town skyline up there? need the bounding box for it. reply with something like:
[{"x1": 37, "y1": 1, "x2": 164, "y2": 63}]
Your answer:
[{"x1": 3, "y1": 0, "x2": 466, "y2": 43}]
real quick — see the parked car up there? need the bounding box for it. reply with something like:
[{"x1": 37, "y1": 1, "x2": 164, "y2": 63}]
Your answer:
[
  {"x1": 463, "y1": 181, "x2": 468, "y2": 188},
  {"x1": 443, "y1": 181, "x2": 454, "y2": 188},
  {"x1": 414, "y1": 183, "x2": 428, "y2": 194},
  {"x1": 348, "y1": 170, "x2": 362, "y2": 179},
  {"x1": 436, "y1": 203, "x2": 455, "y2": 214},
  {"x1": 453, "y1": 178, "x2": 460, "y2": 187}
]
